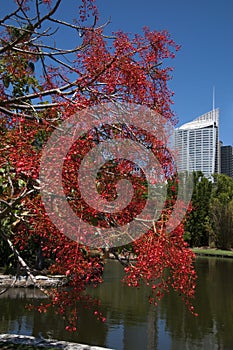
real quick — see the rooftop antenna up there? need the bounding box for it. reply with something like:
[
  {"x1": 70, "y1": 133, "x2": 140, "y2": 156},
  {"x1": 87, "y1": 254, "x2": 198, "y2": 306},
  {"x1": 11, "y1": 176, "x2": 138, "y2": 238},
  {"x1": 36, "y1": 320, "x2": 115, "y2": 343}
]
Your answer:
[{"x1": 212, "y1": 86, "x2": 215, "y2": 111}]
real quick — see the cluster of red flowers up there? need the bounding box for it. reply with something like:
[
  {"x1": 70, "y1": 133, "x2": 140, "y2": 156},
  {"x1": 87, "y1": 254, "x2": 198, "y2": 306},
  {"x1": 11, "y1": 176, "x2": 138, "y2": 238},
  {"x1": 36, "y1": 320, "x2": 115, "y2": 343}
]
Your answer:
[{"x1": 0, "y1": 0, "x2": 197, "y2": 330}]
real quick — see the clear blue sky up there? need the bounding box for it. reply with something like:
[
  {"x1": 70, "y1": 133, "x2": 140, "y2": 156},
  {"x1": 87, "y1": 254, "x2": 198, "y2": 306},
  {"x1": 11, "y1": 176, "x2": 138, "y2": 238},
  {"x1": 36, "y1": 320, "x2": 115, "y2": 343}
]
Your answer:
[
  {"x1": 3, "y1": 0, "x2": 233, "y2": 145},
  {"x1": 94, "y1": 0, "x2": 233, "y2": 146}
]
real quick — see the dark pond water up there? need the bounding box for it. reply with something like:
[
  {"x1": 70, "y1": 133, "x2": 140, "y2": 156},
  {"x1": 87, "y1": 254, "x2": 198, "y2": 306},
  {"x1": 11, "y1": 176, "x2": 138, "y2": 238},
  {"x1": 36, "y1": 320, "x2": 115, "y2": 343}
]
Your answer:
[{"x1": 0, "y1": 257, "x2": 233, "y2": 350}]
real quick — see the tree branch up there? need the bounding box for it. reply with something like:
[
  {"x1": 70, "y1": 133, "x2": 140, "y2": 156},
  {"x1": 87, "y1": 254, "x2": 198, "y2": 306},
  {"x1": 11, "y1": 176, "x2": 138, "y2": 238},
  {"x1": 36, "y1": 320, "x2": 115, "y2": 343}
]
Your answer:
[
  {"x1": 0, "y1": 0, "x2": 62, "y2": 54},
  {"x1": 0, "y1": 188, "x2": 34, "y2": 221},
  {"x1": 0, "y1": 228, "x2": 50, "y2": 296}
]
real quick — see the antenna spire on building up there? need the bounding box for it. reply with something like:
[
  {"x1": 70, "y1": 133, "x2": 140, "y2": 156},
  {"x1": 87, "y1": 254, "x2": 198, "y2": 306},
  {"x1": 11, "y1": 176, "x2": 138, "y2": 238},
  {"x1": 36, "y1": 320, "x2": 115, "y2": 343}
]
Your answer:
[{"x1": 212, "y1": 86, "x2": 215, "y2": 111}]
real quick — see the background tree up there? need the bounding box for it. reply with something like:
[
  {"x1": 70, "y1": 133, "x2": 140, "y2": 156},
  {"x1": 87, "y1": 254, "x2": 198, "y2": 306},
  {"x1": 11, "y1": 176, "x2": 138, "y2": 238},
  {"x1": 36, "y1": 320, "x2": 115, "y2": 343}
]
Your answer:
[
  {"x1": 184, "y1": 171, "x2": 212, "y2": 247},
  {"x1": 0, "y1": 0, "x2": 197, "y2": 329},
  {"x1": 210, "y1": 174, "x2": 233, "y2": 250}
]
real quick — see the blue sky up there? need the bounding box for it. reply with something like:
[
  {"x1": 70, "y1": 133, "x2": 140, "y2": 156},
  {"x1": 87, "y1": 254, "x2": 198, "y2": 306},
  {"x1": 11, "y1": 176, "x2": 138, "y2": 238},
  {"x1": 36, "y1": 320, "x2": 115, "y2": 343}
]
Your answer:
[
  {"x1": 94, "y1": 0, "x2": 233, "y2": 145},
  {"x1": 2, "y1": 0, "x2": 233, "y2": 145}
]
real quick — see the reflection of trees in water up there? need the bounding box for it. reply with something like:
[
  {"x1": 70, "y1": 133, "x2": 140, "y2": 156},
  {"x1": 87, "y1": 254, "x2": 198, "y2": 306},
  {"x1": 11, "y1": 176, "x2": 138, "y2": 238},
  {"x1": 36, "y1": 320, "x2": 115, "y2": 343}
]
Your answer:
[
  {"x1": 87, "y1": 260, "x2": 159, "y2": 349},
  {"x1": 0, "y1": 288, "x2": 45, "y2": 299},
  {"x1": 0, "y1": 258, "x2": 232, "y2": 349},
  {"x1": 0, "y1": 296, "x2": 34, "y2": 335},
  {"x1": 159, "y1": 257, "x2": 233, "y2": 349},
  {"x1": 0, "y1": 291, "x2": 108, "y2": 346}
]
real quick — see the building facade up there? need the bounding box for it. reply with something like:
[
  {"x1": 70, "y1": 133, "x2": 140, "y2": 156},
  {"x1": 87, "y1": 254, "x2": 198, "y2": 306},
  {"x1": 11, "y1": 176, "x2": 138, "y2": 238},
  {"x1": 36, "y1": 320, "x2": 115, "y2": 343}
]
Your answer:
[
  {"x1": 174, "y1": 109, "x2": 220, "y2": 178},
  {"x1": 221, "y1": 145, "x2": 233, "y2": 178}
]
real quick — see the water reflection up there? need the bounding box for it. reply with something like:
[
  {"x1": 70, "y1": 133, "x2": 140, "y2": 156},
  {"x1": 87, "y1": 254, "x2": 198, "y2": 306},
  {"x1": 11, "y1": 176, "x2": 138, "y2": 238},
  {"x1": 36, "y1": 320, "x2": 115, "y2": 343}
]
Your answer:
[{"x1": 0, "y1": 257, "x2": 232, "y2": 349}]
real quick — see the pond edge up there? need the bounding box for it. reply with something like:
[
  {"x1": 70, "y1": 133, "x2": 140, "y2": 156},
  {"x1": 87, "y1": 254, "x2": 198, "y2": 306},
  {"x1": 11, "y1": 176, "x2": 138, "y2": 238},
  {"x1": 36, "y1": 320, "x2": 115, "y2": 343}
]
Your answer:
[{"x1": 0, "y1": 334, "x2": 114, "y2": 350}]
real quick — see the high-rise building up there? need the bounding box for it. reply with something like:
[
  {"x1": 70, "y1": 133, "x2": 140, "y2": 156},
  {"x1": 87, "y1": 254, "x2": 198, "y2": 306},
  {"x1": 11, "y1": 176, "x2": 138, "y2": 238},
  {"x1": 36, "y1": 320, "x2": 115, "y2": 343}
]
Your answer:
[
  {"x1": 174, "y1": 109, "x2": 220, "y2": 178},
  {"x1": 221, "y1": 145, "x2": 233, "y2": 178}
]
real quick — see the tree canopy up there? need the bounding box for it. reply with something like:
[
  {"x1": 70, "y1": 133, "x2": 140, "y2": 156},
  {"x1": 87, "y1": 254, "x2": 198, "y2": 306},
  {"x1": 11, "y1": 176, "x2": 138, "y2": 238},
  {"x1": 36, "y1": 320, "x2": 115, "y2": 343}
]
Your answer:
[{"x1": 0, "y1": 0, "x2": 197, "y2": 330}]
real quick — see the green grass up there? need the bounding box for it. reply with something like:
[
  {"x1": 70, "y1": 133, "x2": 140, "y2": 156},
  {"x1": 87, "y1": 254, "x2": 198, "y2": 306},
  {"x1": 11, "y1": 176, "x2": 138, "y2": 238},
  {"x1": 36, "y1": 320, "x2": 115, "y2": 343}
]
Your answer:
[{"x1": 192, "y1": 248, "x2": 233, "y2": 258}]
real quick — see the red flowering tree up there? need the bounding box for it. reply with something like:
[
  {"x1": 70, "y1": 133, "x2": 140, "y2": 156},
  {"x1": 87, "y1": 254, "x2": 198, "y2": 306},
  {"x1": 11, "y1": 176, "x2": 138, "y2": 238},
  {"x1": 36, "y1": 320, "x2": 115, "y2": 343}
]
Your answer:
[{"x1": 0, "y1": 0, "x2": 197, "y2": 330}]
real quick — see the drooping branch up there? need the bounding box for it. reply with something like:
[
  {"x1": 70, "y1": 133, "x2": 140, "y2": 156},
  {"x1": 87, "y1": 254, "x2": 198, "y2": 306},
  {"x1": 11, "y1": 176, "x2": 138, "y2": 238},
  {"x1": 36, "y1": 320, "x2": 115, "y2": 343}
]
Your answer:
[{"x1": 0, "y1": 228, "x2": 50, "y2": 296}]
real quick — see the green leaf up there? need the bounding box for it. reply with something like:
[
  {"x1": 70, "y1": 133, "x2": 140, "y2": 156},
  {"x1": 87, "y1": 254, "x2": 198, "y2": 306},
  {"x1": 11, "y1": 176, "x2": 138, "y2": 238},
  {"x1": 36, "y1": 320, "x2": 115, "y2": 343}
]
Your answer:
[{"x1": 18, "y1": 178, "x2": 26, "y2": 188}]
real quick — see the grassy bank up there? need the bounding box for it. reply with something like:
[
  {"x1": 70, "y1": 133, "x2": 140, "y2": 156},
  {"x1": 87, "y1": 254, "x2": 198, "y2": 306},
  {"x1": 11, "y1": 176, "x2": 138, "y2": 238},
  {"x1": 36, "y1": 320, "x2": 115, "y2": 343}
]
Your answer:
[{"x1": 192, "y1": 247, "x2": 233, "y2": 258}]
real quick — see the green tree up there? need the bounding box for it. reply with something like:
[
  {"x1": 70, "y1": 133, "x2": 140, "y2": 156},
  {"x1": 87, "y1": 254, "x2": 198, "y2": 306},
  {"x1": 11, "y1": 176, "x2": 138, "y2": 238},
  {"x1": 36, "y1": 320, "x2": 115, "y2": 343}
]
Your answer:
[
  {"x1": 210, "y1": 174, "x2": 233, "y2": 250},
  {"x1": 184, "y1": 171, "x2": 212, "y2": 247}
]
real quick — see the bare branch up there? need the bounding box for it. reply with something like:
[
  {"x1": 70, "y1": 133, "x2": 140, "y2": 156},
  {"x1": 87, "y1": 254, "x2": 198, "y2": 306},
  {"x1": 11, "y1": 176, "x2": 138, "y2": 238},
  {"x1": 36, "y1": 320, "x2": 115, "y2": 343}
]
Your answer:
[
  {"x1": 10, "y1": 42, "x2": 88, "y2": 56},
  {"x1": 0, "y1": 0, "x2": 62, "y2": 54},
  {"x1": 10, "y1": 102, "x2": 60, "y2": 110},
  {"x1": 0, "y1": 81, "x2": 77, "y2": 106},
  {"x1": 0, "y1": 188, "x2": 34, "y2": 221},
  {"x1": 0, "y1": 5, "x2": 21, "y2": 25}
]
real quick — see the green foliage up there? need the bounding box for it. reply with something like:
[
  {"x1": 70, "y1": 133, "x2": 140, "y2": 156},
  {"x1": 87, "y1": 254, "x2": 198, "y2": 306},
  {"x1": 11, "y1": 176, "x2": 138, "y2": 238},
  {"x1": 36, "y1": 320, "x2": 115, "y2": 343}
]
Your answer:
[
  {"x1": 210, "y1": 174, "x2": 233, "y2": 250},
  {"x1": 185, "y1": 172, "x2": 233, "y2": 250},
  {"x1": 211, "y1": 173, "x2": 233, "y2": 203},
  {"x1": 0, "y1": 165, "x2": 45, "y2": 272},
  {"x1": 184, "y1": 172, "x2": 212, "y2": 247},
  {"x1": 0, "y1": 57, "x2": 39, "y2": 97},
  {"x1": 0, "y1": 24, "x2": 39, "y2": 99}
]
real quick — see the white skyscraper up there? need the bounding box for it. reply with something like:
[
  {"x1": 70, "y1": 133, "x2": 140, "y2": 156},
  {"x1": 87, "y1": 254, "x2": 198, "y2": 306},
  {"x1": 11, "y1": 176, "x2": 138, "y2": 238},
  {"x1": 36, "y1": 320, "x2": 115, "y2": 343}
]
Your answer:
[{"x1": 174, "y1": 109, "x2": 220, "y2": 178}]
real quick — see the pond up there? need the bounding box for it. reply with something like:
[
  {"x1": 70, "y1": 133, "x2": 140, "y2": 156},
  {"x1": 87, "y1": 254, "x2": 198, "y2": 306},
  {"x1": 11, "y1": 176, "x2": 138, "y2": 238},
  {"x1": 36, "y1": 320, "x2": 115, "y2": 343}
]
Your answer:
[{"x1": 0, "y1": 256, "x2": 233, "y2": 350}]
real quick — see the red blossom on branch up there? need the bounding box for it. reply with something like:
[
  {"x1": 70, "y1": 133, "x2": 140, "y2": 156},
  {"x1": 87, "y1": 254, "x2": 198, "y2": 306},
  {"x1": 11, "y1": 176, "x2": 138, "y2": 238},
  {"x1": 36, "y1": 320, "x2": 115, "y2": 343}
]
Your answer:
[{"x1": 0, "y1": 0, "x2": 197, "y2": 330}]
